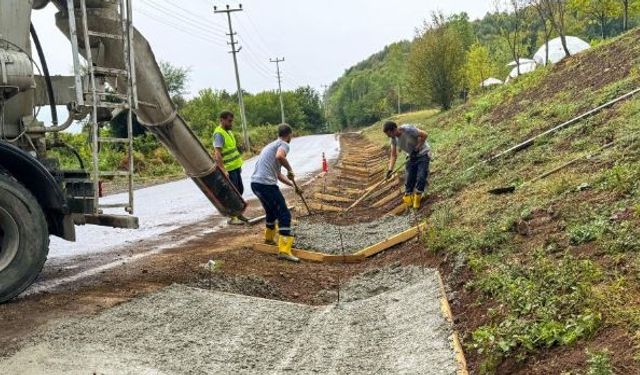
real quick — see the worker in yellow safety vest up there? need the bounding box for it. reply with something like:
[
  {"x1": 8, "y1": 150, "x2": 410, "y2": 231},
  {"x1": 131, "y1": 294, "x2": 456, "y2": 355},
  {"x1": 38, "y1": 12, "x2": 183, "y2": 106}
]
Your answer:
[{"x1": 213, "y1": 111, "x2": 245, "y2": 225}]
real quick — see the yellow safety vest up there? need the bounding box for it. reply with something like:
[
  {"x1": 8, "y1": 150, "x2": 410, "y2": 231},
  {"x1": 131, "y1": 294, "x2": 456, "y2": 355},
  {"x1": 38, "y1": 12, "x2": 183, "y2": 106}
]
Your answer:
[{"x1": 213, "y1": 126, "x2": 243, "y2": 172}]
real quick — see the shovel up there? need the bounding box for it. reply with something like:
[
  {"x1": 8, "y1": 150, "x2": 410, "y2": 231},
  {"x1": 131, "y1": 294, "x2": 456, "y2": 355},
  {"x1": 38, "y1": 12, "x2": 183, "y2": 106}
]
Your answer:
[{"x1": 291, "y1": 178, "x2": 312, "y2": 215}]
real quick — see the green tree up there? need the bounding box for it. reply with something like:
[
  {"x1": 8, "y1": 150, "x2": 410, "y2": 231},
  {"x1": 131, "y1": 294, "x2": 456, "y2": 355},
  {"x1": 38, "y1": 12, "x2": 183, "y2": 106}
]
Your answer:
[
  {"x1": 408, "y1": 12, "x2": 466, "y2": 110},
  {"x1": 294, "y1": 86, "x2": 325, "y2": 132},
  {"x1": 618, "y1": 0, "x2": 640, "y2": 30},
  {"x1": 570, "y1": 0, "x2": 621, "y2": 38},
  {"x1": 542, "y1": 0, "x2": 572, "y2": 56},
  {"x1": 181, "y1": 88, "x2": 230, "y2": 146},
  {"x1": 110, "y1": 61, "x2": 192, "y2": 138},
  {"x1": 529, "y1": 0, "x2": 555, "y2": 65},
  {"x1": 159, "y1": 60, "x2": 191, "y2": 106},
  {"x1": 494, "y1": 0, "x2": 528, "y2": 75},
  {"x1": 465, "y1": 43, "x2": 497, "y2": 92}
]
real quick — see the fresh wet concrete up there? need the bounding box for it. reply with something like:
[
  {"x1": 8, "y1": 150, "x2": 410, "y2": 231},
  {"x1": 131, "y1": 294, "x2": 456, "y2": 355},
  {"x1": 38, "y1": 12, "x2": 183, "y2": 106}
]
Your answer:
[{"x1": 0, "y1": 266, "x2": 457, "y2": 375}]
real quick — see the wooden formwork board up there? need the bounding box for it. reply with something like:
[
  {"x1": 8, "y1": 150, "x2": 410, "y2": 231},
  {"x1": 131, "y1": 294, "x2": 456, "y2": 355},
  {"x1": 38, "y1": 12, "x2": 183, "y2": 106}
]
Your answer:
[
  {"x1": 372, "y1": 189, "x2": 403, "y2": 208},
  {"x1": 341, "y1": 151, "x2": 385, "y2": 160},
  {"x1": 324, "y1": 186, "x2": 363, "y2": 197},
  {"x1": 436, "y1": 271, "x2": 469, "y2": 375},
  {"x1": 252, "y1": 223, "x2": 424, "y2": 264},
  {"x1": 343, "y1": 155, "x2": 385, "y2": 162},
  {"x1": 334, "y1": 180, "x2": 371, "y2": 191},
  {"x1": 336, "y1": 170, "x2": 382, "y2": 180},
  {"x1": 338, "y1": 168, "x2": 384, "y2": 178},
  {"x1": 354, "y1": 224, "x2": 425, "y2": 258},
  {"x1": 339, "y1": 174, "x2": 375, "y2": 185},
  {"x1": 314, "y1": 193, "x2": 353, "y2": 203},
  {"x1": 340, "y1": 156, "x2": 385, "y2": 165},
  {"x1": 253, "y1": 243, "x2": 363, "y2": 263},
  {"x1": 308, "y1": 202, "x2": 344, "y2": 213},
  {"x1": 368, "y1": 169, "x2": 385, "y2": 180},
  {"x1": 386, "y1": 203, "x2": 409, "y2": 216},
  {"x1": 367, "y1": 178, "x2": 400, "y2": 202},
  {"x1": 336, "y1": 165, "x2": 384, "y2": 177},
  {"x1": 339, "y1": 158, "x2": 384, "y2": 166}
]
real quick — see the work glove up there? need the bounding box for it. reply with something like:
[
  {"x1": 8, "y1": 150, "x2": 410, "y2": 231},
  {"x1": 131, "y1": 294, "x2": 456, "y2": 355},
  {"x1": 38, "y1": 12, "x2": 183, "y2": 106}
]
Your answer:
[
  {"x1": 385, "y1": 170, "x2": 393, "y2": 180},
  {"x1": 287, "y1": 170, "x2": 295, "y2": 181}
]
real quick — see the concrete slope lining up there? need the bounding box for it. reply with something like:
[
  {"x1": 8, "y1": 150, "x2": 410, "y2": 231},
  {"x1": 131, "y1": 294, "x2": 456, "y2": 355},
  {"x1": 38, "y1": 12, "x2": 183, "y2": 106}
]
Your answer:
[{"x1": 0, "y1": 267, "x2": 457, "y2": 375}]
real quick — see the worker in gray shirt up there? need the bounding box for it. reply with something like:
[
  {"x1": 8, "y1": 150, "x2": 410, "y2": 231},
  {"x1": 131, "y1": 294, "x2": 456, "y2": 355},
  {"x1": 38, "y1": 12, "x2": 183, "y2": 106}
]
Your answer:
[
  {"x1": 251, "y1": 124, "x2": 301, "y2": 262},
  {"x1": 383, "y1": 121, "x2": 431, "y2": 209}
]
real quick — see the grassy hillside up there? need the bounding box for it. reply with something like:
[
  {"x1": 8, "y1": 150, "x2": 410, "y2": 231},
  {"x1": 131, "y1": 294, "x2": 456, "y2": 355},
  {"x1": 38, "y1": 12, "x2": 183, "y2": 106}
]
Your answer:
[{"x1": 364, "y1": 28, "x2": 640, "y2": 374}]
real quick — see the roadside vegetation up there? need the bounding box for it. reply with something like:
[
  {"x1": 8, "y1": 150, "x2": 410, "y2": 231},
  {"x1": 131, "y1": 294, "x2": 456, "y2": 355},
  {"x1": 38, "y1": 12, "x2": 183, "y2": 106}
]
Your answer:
[
  {"x1": 326, "y1": 0, "x2": 640, "y2": 131},
  {"x1": 362, "y1": 25, "x2": 640, "y2": 374},
  {"x1": 48, "y1": 61, "x2": 327, "y2": 181}
]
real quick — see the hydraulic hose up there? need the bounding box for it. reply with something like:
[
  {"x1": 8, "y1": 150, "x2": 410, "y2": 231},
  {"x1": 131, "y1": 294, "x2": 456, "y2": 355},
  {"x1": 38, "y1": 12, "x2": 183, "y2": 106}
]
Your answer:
[{"x1": 30, "y1": 23, "x2": 58, "y2": 126}]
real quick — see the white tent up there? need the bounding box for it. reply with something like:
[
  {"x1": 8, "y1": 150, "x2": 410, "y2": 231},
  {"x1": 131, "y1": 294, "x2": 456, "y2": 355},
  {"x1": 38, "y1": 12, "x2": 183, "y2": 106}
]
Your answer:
[
  {"x1": 481, "y1": 77, "x2": 503, "y2": 87},
  {"x1": 507, "y1": 58, "x2": 536, "y2": 67},
  {"x1": 533, "y1": 36, "x2": 591, "y2": 65},
  {"x1": 506, "y1": 60, "x2": 537, "y2": 81}
]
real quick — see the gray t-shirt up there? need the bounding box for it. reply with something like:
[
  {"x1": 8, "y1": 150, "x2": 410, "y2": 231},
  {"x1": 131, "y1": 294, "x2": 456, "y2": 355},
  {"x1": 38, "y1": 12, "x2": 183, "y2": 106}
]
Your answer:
[
  {"x1": 391, "y1": 124, "x2": 430, "y2": 156},
  {"x1": 251, "y1": 139, "x2": 291, "y2": 185},
  {"x1": 213, "y1": 132, "x2": 225, "y2": 148}
]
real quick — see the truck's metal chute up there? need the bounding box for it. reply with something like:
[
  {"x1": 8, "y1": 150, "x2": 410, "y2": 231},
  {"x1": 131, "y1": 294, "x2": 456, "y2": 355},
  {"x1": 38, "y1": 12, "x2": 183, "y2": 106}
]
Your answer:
[{"x1": 52, "y1": 1, "x2": 247, "y2": 217}]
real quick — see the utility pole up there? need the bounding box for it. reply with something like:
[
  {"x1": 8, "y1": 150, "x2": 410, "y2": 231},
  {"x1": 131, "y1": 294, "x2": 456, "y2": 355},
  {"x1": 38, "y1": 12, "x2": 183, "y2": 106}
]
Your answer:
[
  {"x1": 214, "y1": 4, "x2": 250, "y2": 152},
  {"x1": 321, "y1": 84, "x2": 329, "y2": 132},
  {"x1": 270, "y1": 57, "x2": 286, "y2": 124}
]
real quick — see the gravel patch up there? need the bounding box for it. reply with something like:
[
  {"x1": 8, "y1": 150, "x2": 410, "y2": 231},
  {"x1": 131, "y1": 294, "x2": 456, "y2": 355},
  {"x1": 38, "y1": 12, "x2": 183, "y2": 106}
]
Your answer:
[
  {"x1": 0, "y1": 267, "x2": 457, "y2": 375},
  {"x1": 193, "y1": 273, "x2": 281, "y2": 300},
  {"x1": 294, "y1": 215, "x2": 414, "y2": 254}
]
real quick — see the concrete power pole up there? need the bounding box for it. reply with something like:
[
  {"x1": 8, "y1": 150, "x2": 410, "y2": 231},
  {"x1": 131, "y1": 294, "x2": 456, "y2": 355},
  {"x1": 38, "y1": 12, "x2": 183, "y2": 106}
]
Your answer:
[
  {"x1": 270, "y1": 57, "x2": 286, "y2": 124},
  {"x1": 214, "y1": 4, "x2": 250, "y2": 152},
  {"x1": 321, "y1": 84, "x2": 329, "y2": 131}
]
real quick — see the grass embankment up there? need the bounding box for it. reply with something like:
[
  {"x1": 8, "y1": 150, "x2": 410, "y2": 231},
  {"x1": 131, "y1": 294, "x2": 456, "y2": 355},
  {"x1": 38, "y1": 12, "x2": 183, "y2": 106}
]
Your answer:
[{"x1": 364, "y1": 28, "x2": 640, "y2": 374}]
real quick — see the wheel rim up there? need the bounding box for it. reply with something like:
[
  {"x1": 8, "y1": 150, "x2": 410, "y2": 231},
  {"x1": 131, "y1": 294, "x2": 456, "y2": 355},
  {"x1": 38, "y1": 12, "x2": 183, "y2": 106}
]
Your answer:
[{"x1": 0, "y1": 206, "x2": 19, "y2": 272}]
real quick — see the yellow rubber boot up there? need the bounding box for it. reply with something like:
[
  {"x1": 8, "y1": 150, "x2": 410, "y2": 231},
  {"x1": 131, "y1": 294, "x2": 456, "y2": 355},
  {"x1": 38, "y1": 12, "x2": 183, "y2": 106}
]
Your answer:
[
  {"x1": 264, "y1": 228, "x2": 277, "y2": 245},
  {"x1": 402, "y1": 194, "x2": 413, "y2": 207},
  {"x1": 277, "y1": 235, "x2": 299, "y2": 263},
  {"x1": 413, "y1": 193, "x2": 422, "y2": 210}
]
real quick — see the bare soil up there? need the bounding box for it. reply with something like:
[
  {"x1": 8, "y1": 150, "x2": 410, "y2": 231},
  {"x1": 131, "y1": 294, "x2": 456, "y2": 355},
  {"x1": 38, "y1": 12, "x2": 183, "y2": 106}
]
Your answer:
[{"x1": 0, "y1": 134, "x2": 438, "y2": 363}]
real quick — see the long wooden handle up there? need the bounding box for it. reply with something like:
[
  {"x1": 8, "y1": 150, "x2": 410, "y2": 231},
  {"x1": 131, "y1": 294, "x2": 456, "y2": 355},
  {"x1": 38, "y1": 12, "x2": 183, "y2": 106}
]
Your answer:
[
  {"x1": 344, "y1": 160, "x2": 406, "y2": 213},
  {"x1": 292, "y1": 179, "x2": 312, "y2": 214}
]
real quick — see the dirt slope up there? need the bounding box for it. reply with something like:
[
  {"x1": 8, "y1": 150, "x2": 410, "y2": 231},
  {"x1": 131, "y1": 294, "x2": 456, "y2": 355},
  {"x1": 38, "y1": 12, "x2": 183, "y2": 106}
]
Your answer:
[{"x1": 364, "y1": 27, "x2": 640, "y2": 374}]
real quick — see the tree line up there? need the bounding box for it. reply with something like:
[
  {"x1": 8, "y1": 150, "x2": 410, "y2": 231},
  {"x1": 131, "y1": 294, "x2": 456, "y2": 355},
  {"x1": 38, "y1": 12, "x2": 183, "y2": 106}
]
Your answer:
[
  {"x1": 110, "y1": 61, "x2": 327, "y2": 151},
  {"x1": 326, "y1": 0, "x2": 640, "y2": 129}
]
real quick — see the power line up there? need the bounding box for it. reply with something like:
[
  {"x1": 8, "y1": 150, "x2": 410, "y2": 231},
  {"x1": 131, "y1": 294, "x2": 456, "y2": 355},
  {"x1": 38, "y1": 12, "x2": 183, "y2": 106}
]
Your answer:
[
  {"x1": 156, "y1": 0, "x2": 228, "y2": 33},
  {"x1": 135, "y1": 7, "x2": 225, "y2": 47},
  {"x1": 134, "y1": 3, "x2": 274, "y2": 91},
  {"x1": 237, "y1": 14, "x2": 274, "y2": 59},
  {"x1": 137, "y1": 0, "x2": 227, "y2": 44},
  {"x1": 236, "y1": 35, "x2": 278, "y2": 77},
  {"x1": 237, "y1": 13, "x2": 309, "y2": 85}
]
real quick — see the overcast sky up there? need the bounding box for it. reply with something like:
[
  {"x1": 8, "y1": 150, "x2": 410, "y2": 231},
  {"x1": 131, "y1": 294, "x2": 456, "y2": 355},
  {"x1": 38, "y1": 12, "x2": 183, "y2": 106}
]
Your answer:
[{"x1": 31, "y1": 0, "x2": 492, "y2": 98}]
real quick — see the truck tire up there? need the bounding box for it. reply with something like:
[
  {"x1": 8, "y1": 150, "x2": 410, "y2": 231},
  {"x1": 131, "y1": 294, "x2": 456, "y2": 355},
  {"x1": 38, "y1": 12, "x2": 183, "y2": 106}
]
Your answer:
[{"x1": 0, "y1": 174, "x2": 49, "y2": 303}]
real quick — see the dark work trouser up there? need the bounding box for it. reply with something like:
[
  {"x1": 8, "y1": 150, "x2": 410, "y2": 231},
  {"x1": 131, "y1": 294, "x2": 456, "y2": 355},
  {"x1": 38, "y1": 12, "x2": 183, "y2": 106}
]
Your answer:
[
  {"x1": 228, "y1": 168, "x2": 244, "y2": 195},
  {"x1": 251, "y1": 182, "x2": 292, "y2": 236},
  {"x1": 405, "y1": 154, "x2": 430, "y2": 195}
]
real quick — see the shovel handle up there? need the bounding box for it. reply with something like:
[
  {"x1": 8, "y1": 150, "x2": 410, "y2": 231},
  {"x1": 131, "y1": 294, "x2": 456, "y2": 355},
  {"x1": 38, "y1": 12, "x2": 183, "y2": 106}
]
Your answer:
[{"x1": 291, "y1": 178, "x2": 312, "y2": 215}]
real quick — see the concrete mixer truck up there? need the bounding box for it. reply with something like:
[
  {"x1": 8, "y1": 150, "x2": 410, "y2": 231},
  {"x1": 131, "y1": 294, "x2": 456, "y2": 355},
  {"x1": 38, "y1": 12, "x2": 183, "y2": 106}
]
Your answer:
[{"x1": 0, "y1": 0, "x2": 247, "y2": 302}]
